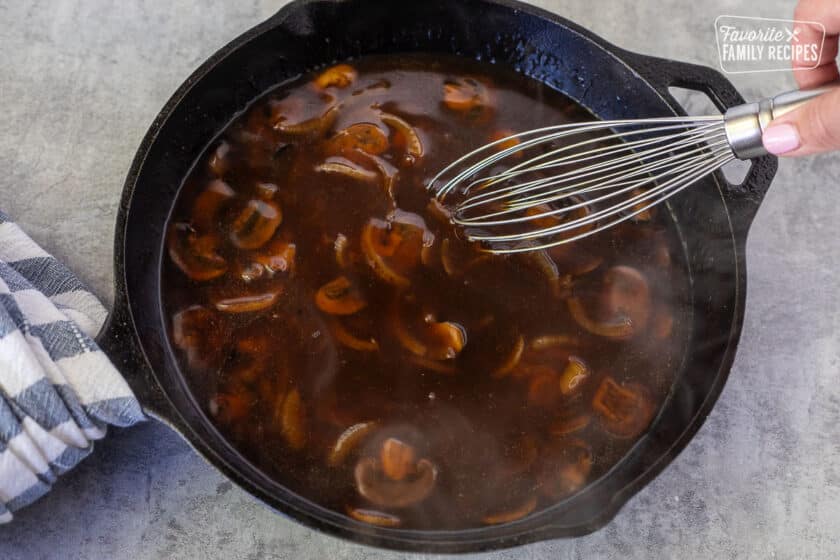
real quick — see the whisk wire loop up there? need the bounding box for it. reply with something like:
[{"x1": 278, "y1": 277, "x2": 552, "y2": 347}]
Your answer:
[{"x1": 430, "y1": 116, "x2": 735, "y2": 253}]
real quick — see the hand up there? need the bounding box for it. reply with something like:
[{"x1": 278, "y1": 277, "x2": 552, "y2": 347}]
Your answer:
[{"x1": 763, "y1": 0, "x2": 840, "y2": 156}]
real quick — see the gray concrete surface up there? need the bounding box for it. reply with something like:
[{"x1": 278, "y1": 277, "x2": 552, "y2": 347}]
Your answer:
[{"x1": 1, "y1": 0, "x2": 839, "y2": 558}]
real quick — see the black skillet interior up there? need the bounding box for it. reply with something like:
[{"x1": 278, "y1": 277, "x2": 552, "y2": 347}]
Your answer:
[{"x1": 98, "y1": 0, "x2": 777, "y2": 552}]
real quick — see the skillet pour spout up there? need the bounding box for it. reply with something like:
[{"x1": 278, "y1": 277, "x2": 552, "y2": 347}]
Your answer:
[{"x1": 100, "y1": 0, "x2": 776, "y2": 552}]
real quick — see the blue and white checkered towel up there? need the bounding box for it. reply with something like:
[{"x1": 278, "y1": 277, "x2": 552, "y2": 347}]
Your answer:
[{"x1": 0, "y1": 210, "x2": 145, "y2": 523}]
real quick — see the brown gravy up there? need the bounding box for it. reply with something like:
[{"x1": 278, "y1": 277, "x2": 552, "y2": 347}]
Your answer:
[{"x1": 162, "y1": 54, "x2": 688, "y2": 530}]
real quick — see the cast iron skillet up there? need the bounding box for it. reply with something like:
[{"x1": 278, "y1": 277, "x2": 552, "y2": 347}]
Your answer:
[{"x1": 96, "y1": 0, "x2": 777, "y2": 552}]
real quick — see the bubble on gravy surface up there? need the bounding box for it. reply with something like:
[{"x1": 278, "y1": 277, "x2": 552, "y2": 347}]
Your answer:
[{"x1": 162, "y1": 54, "x2": 690, "y2": 530}]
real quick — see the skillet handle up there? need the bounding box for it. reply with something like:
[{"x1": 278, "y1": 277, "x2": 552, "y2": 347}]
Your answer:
[
  {"x1": 95, "y1": 297, "x2": 173, "y2": 422},
  {"x1": 616, "y1": 50, "x2": 779, "y2": 240}
]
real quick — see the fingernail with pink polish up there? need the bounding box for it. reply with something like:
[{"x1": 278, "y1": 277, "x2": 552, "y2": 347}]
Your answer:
[{"x1": 763, "y1": 124, "x2": 801, "y2": 155}]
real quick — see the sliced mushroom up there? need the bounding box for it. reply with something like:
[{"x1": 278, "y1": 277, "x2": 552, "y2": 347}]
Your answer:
[
  {"x1": 172, "y1": 305, "x2": 212, "y2": 350},
  {"x1": 334, "y1": 233, "x2": 351, "y2": 268},
  {"x1": 254, "y1": 238, "x2": 296, "y2": 275},
  {"x1": 630, "y1": 188, "x2": 654, "y2": 221},
  {"x1": 420, "y1": 238, "x2": 441, "y2": 269},
  {"x1": 316, "y1": 158, "x2": 379, "y2": 184},
  {"x1": 314, "y1": 64, "x2": 357, "y2": 89},
  {"x1": 380, "y1": 438, "x2": 416, "y2": 481},
  {"x1": 548, "y1": 244, "x2": 603, "y2": 277},
  {"x1": 210, "y1": 389, "x2": 252, "y2": 425},
  {"x1": 350, "y1": 151, "x2": 399, "y2": 201},
  {"x1": 602, "y1": 266, "x2": 651, "y2": 331},
  {"x1": 363, "y1": 218, "x2": 399, "y2": 259},
  {"x1": 375, "y1": 159, "x2": 398, "y2": 196},
  {"x1": 192, "y1": 179, "x2": 236, "y2": 232},
  {"x1": 440, "y1": 237, "x2": 483, "y2": 277},
  {"x1": 255, "y1": 182, "x2": 278, "y2": 200},
  {"x1": 361, "y1": 216, "x2": 427, "y2": 287},
  {"x1": 208, "y1": 141, "x2": 231, "y2": 176},
  {"x1": 488, "y1": 129, "x2": 523, "y2": 158},
  {"x1": 519, "y1": 340, "x2": 578, "y2": 378},
  {"x1": 172, "y1": 305, "x2": 226, "y2": 370},
  {"x1": 328, "y1": 421, "x2": 378, "y2": 467},
  {"x1": 330, "y1": 316, "x2": 378, "y2": 352},
  {"x1": 550, "y1": 407, "x2": 592, "y2": 437},
  {"x1": 281, "y1": 388, "x2": 307, "y2": 450},
  {"x1": 328, "y1": 123, "x2": 389, "y2": 156},
  {"x1": 391, "y1": 298, "x2": 466, "y2": 361},
  {"x1": 333, "y1": 233, "x2": 364, "y2": 270},
  {"x1": 537, "y1": 439, "x2": 593, "y2": 499},
  {"x1": 168, "y1": 223, "x2": 227, "y2": 281},
  {"x1": 230, "y1": 199, "x2": 283, "y2": 250},
  {"x1": 235, "y1": 261, "x2": 265, "y2": 283},
  {"x1": 424, "y1": 319, "x2": 466, "y2": 360},
  {"x1": 270, "y1": 388, "x2": 288, "y2": 431},
  {"x1": 527, "y1": 367, "x2": 563, "y2": 408},
  {"x1": 380, "y1": 112, "x2": 424, "y2": 166},
  {"x1": 442, "y1": 77, "x2": 490, "y2": 117},
  {"x1": 560, "y1": 197, "x2": 596, "y2": 238},
  {"x1": 316, "y1": 276, "x2": 367, "y2": 315},
  {"x1": 214, "y1": 290, "x2": 281, "y2": 314},
  {"x1": 391, "y1": 304, "x2": 427, "y2": 357},
  {"x1": 439, "y1": 238, "x2": 460, "y2": 277},
  {"x1": 273, "y1": 106, "x2": 339, "y2": 140},
  {"x1": 346, "y1": 507, "x2": 401, "y2": 527},
  {"x1": 426, "y1": 198, "x2": 452, "y2": 225},
  {"x1": 544, "y1": 201, "x2": 603, "y2": 276},
  {"x1": 481, "y1": 495, "x2": 537, "y2": 525},
  {"x1": 522, "y1": 200, "x2": 595, "y2": 243},
  {"x1": 354, "y1": 457, "x2": 437, "y2": 508},
  {"x1": 524, "y1": 204, "x2": 562, "y2": 230},
  {"x1": 517, "y1": 249, "x2": 568, "y2": 298},
  {"x1": 529, "y1": 334, "x2": 581, "y2": 352},
  {"x1": 592, "y1": 377, "x2": 655, "y2": 439},
  {"x1": 558, "y1": 356, "x2": 590, "y2": 396},
  {"x1": 491, "y1": 335, "x2": 525, "y2": 378},
  {"x1": 567, "y1": 297, "x2": 634, "y2": 340}
]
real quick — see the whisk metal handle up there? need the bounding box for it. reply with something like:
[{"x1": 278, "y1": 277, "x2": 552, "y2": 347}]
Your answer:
[{"x1": 724, "y1": 86, "x2": 837, "y2": 159}]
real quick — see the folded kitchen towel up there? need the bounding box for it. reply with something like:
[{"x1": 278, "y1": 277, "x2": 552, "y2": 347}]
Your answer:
[{"x1": 0, "y1": 210, "x2": 145, "y2": 523}]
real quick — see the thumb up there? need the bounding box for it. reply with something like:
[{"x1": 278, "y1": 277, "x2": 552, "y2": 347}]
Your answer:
[{"x1": 762, "y1": 87, "x2": 840, "y2": 156}]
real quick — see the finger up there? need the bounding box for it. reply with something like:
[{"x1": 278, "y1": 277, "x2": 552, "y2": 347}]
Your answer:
[
  {"x1": 793, "y1": 0, "x2": 840, "y2": 87},
  {"x1": 795, "y1": 60, "x2": 839, "y2": 89},
  {"x1": 792, "y1": 24, "x2": 837, "y2": 89},
  {"x1": 763, "y1": 86, "x2": 840, "y2": 156},
  {"x1": 791, "y1": 21, "x2": 834, "y2": 69}
]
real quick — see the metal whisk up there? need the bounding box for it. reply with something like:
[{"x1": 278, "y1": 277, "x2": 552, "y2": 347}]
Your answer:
[{"x1": 430, "y1": 88, "x2": 831, "y2": 254}]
